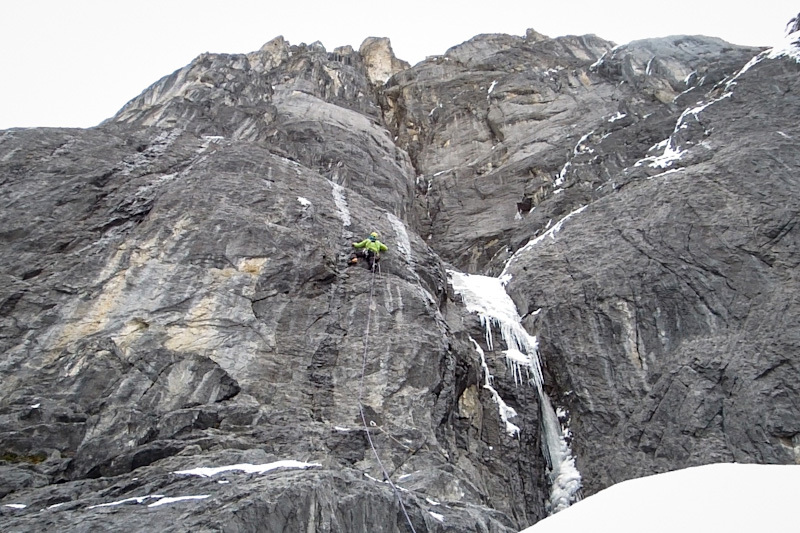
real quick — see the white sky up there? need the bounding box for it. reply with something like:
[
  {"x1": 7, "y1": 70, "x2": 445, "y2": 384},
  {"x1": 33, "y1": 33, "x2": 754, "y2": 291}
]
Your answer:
[
  {"x1": 524, "y1": 463, "x2": 800, "y2": 532},
  {"x1": 1, "y1": 1, "x2": 797, "y2": 129}
]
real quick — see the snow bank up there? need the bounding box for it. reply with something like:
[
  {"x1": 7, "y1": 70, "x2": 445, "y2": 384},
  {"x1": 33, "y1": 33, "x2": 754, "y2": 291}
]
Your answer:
[{"x1": 522, "y1": 463, "x2": 800, "y2": 532}]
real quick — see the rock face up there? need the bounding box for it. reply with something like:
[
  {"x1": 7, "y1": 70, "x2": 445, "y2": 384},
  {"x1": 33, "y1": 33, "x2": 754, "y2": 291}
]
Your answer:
[{"x1": 2, "y1": 21, "x2": 800, "y2": 532}]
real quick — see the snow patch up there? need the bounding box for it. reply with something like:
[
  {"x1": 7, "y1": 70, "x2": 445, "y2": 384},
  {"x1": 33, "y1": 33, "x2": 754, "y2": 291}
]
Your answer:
[
  {"x1": 645, "y1": 57, "x2": 655, "y2": 76},
  {"x1": 364, "y1": 473, "x2": 410, "y2": 492},
  {"x1": 4, "y1": 504, "x2": 26, "y2": 509},
  {"x1": 174, "y1": 460, "x2": 321, "y2": 477},
  {"x1": 734, "y1": 30, "x2": 800, "y2": 82},
  {"x1": 297, "y1": 197, "x2": 311, "y2": 207},
  {"x1": 88, "y1": 495, "x2": 165, "y2": 509},
  {"x1": 556, "y1": 161, "x2": 570, "y2": 186},
  {"x1": 642, "y1": 143, "x2": 687, "y2": 169},
  {"x1": 198, "y1": 135, "x2": 224, "y2": 153},
  {"x1": 502, "y1": 206, "x2": 588, "y2": 277},
  {"x1": 487, "y1": 80, "x2": 498, "y2": 100},
  {"x1": 639, "y1": 33, "x2": 800, "y2": 173},
  {"x1": 147, "y1": 495, "x2": 209, "y2": 508},
  {"x1": 429, "y1": 511, "x2": 445, "y2": 522},
  {"x1": 590, "y1": 54, "x2": 605, "y2": 69},
  {"x1": 647, "y1": 168, "x2": 685, "y2": 181},
  {"x1": 573, "y1": 131, "x2": 595, "y2": 155}
]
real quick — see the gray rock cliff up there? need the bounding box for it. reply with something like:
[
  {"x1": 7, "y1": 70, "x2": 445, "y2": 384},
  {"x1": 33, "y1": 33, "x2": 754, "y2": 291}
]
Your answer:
[{"x1": 1, "y1": 20, "x2": 799, "y2": 532}]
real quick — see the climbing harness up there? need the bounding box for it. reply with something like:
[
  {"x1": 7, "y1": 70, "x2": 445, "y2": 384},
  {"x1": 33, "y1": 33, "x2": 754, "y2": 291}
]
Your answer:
[{"x1": 357, "y1": 262, "x2": 418, "y2": 533}]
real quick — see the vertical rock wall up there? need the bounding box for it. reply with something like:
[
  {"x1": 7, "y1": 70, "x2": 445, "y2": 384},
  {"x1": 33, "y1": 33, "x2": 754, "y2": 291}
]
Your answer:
[{"x1": 2, "y1": 24, "x2": 799, "y2": 532}]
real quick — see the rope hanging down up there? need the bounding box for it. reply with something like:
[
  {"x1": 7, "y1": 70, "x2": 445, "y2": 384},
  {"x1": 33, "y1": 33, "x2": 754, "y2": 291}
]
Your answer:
[{"x1": 358, "y1": 264, "x2": 418, "y2": 533}]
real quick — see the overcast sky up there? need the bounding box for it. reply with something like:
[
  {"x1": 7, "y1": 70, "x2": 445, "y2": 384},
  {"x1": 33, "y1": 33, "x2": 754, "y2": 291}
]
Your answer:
[{"x1": 1, "y1": 1, "x2": 797, "y2": 129}]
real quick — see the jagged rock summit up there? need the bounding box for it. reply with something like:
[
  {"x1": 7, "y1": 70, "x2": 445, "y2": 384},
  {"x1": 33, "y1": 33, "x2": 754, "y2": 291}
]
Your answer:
[{"x1": 2, "y1": 19, "x2": 800, "y2": 532}]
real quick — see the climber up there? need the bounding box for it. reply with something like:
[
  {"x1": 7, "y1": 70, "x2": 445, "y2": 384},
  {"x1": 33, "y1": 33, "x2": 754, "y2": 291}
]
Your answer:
[{"x1": 349, "y1": 231, "x2": 388, "y2": 270}]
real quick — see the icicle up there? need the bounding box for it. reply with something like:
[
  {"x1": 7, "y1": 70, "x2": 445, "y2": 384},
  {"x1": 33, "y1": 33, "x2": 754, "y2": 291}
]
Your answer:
[{"x1": 470, "y1": 338, "x2": 520, "y2": 437}]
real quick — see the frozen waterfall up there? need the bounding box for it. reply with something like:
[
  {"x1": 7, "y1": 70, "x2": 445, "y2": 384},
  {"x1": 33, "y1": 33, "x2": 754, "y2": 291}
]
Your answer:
[{"x1": 448, "y1": 270, "x2": 581, "y2": 514}]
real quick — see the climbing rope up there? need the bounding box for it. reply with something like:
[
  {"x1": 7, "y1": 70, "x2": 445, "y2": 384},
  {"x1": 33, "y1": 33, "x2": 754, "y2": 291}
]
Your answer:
[{"x1": 357, "y1": 261, "x2": 418, "y2": 533}]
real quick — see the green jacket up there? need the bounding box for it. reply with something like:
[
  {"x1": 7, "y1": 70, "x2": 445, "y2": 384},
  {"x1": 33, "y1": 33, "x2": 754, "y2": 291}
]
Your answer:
[{"x1": 353, "y1": 238, "x2": 388, "y2": 254}]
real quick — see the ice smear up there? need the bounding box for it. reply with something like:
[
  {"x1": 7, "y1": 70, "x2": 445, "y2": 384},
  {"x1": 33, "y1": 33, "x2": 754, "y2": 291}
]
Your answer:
[
  {"x1": 174, "y1": 460, "x2": 321, "y2": 478},
  {"x1": 387, "y1": 213, "x2": 412, "y2": 263},
  {"x1": 330, "y1": 181, "x2": 351, "y2": 227}
]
